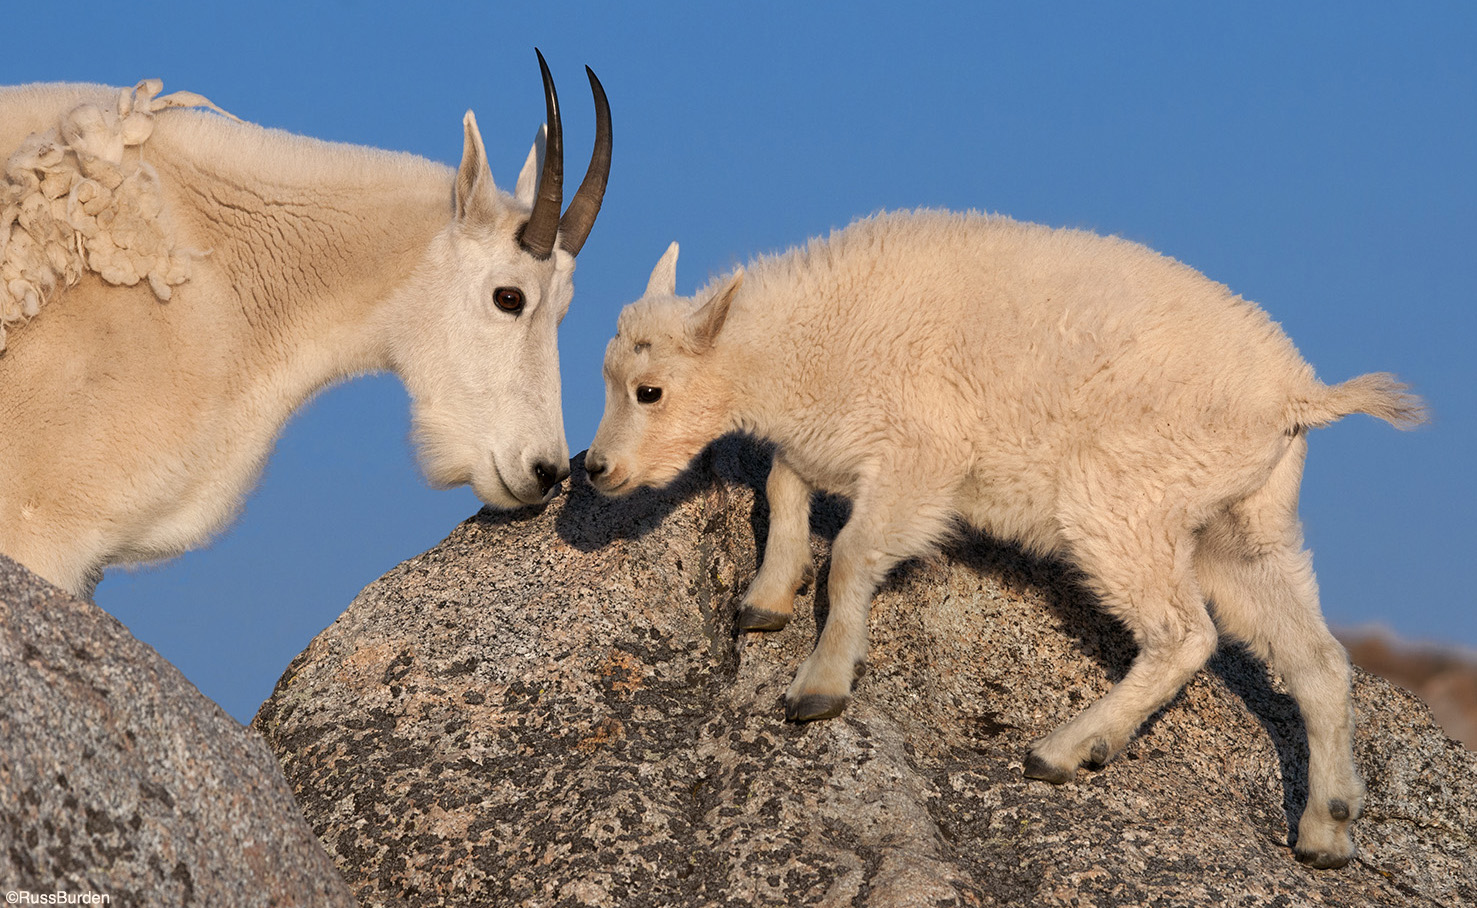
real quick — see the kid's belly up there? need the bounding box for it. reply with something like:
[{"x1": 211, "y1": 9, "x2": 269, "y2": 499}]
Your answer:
[{"x1": 955, "y1": 465, "x2": 1065, "y2": 557}]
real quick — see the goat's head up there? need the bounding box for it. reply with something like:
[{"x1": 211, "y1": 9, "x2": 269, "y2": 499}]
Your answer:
[
  {"x1": 392, "y1": 50, "x2": 611, "y2": 509},
  {"x1": 586, "y1": 241, "x2": 744, "y2": 495}
]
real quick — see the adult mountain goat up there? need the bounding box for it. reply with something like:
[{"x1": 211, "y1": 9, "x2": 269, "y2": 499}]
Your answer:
[
  {"x1": 585, "y1": 210, "x2": 1425, "y2": 869},
  {"x1": 0, "y1": 52, "x2": 611, "y2": 598}
]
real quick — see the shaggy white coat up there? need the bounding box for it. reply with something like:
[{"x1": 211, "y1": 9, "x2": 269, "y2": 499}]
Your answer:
[
  {"x1": 586, "y1": 209, "x2": 1425, "y2": 870},
  {"x1": 0, "y1": 80, "x2": 577, "y2": 596}
]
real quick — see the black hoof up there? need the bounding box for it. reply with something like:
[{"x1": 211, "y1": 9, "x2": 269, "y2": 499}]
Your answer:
[
  {"x1": 736, "y1": 605, "x2": 791, "y2": 632},
  {"x1": 1294, "y1": 847, "x2": 1352, "y2": 870},
  {"x1": 785, "y1": 693, "x2": 848, "y2": 722},
  {"x1": 1022, "y1": 752, "x2": 1076, "y2": 785},
  {"x1": 1088, "y1": 740, "x2": 1111, "y2": 767}
]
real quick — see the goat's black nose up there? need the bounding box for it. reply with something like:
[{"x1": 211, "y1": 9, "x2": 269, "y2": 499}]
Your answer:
[{"x1": 533, "y1": 461, "x2": 567, "y2": 496}]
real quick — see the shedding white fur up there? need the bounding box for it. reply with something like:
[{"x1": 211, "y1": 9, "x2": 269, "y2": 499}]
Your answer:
[
  {"x1": 586, "y1": 210, "x2": 1425, "y2": 870},
  {"x1": 0, "y1": 80, "x2": 234, "y2": 349}
]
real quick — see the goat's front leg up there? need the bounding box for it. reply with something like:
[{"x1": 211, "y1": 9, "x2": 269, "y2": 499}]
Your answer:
[
  {"x1": 737, "y1": 456, "x2": 813, "y2": 631},
  {"x1": 784, "y1": 491, "x2": 946, "y2": 721}
]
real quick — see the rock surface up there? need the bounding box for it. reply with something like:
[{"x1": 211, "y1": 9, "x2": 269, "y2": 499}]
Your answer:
[
  {"x1": 255, "y1": 440, "x2": 1477, "y2": 907},
  {"x1": 1342, "y1": 631, "x2": 1477, "y2": 750},
  {"x1": 0, "y1": 555, "x2": 356, "y2": 908}
]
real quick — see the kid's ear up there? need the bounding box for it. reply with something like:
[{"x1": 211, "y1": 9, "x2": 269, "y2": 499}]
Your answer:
[
  {"x1": 687, "y1": 270, "x2": 743, "y2": 352},
  {"x1": 646, "y1": 241, "x2": 680, "y2": 297}
]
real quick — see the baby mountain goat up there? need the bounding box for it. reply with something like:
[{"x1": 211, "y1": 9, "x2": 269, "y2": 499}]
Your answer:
[{"x1": 586, "y1": 209, "x2": 1425, "y2": 869}]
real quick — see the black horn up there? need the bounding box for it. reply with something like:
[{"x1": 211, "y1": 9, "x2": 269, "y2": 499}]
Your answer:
[
  {"x1": 557, "y1": 66, "x2": 612, "y2": 256},
  {"x1": 521, "y1": 48, "x2": 564, "y2": 259}
]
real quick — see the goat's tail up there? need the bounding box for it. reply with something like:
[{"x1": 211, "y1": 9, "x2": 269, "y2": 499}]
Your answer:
[{"x1": 1290, "y1": 372, "x2": 1429, "y2": 432}]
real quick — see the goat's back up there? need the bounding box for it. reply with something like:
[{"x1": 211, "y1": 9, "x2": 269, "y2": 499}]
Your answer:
[{"x1": 724, "y1": 209, "x2": 1318, "y2": 445}]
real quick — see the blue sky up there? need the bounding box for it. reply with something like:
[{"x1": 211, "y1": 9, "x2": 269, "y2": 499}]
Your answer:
[{"x1": 5, "y1": 2, "x2": 1472, "y2": 723}]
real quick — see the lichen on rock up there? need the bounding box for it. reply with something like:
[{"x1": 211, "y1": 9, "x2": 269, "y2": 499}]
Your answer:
[
  {"x1": 0, "y1": 554, "x2": 355, "y2": 905},
  {"x1": 255, "y1": 438, "x2": 1477, "y2": 907}
]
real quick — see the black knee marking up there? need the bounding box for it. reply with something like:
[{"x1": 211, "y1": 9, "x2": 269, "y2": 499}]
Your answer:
[
  {"x1": 1328, "y1": 799, "x2": 1350, "y2": 822},
  {"x1": 1088, "y1": 740, "x2": 1110, "y2": 766},
  {"x1": 785, "y1": 693, "x2": 849, "y2": 722}
]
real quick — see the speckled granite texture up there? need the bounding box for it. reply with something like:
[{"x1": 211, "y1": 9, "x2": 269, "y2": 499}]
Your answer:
[
  {"x1": 0, "y1": 555, "x2": 356, "y2": 907},
  {"x1": 255, "y1": 439, "x2": 1477, "y2": 907}
]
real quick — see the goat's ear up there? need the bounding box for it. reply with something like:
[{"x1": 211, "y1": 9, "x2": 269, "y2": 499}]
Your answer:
[
  {"x1": 646, "y1": 242, "x2": 680, "y2": 297},
  {"x1": 514, "y1": 124, "x2": 546, "y2": 208},
  {"x1": 455, "y1": 111, "x2": 497, "y2": 222},
  {"x1": 688, "y1": 271, "x2": 744, "y2": 352}
]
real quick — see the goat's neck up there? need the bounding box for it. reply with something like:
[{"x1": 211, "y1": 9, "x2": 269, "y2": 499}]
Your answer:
[
  {"x1": 710, "y1": 337, "x2": 778, "y2": 441},
  {"x1": 152, "y1": 141, "x2": 448, "y2": 406}
]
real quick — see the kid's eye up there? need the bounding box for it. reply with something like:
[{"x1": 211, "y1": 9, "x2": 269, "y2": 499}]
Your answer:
[
  {"x1": 493, "y1": 287, "x2": 525, "y2": 314},
  {"x1": 636, "y1": 385, "x2": 662, "y2": 404}
]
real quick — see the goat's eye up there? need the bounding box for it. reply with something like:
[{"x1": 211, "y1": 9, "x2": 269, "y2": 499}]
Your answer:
[
  {"x1": 493, "y1": 287, "x2": 525, "y2": 314},
  {"x1": 636, "y1": 385, "x2": 663, "y2": 404}
]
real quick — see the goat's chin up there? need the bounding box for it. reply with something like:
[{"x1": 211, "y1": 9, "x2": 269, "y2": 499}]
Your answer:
[
  {"x1": 414, "y1": 432, "x2": 553, "y2": 508},
  {"x1": 426, "y1": 463, "x2": 531, "y2": 510},
  {"x1": 415, "y1": 449, "x2": 472, "y2": 491},
  {"x1": 475, "y1": 453, "x2": 549, "y2": 509},
  {"x1": 471, "y1": 475, "x2": 530, "y2": 510},
  {"x1": 593, "y1": 462, "x2": 684, "y2": 497},
  {"x1": 586, "y1": 460, "x2": 650, "y2": 498},
  {"x1": 414, "y1": 438, "x2": 516, "y2": 505},
  {"x1": 589, "y1": 473, "x2": 635, "y2": 497}
]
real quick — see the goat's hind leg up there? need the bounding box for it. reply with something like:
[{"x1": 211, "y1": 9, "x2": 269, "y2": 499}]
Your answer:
[
  {"x1": 1026, "y1": 521, "x2": 1218, "y2": 784},
  {"x1": 738, "y1": 455, "x2": 814, "y2": 631},
  {"x1": 1196, "y1": 505, "x2": 1364, "y2": 869}
]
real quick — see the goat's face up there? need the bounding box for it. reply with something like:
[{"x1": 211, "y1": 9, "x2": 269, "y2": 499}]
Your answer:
[
  {"x1": 586, "y1": 244, "x2": 742, "y2": 496},
  {"x1": 392, "y1": 54, "x2": 610, "y2": 509},
  {"x1": 400, "y1": 210, "x2": 574, "y2": 508}
]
